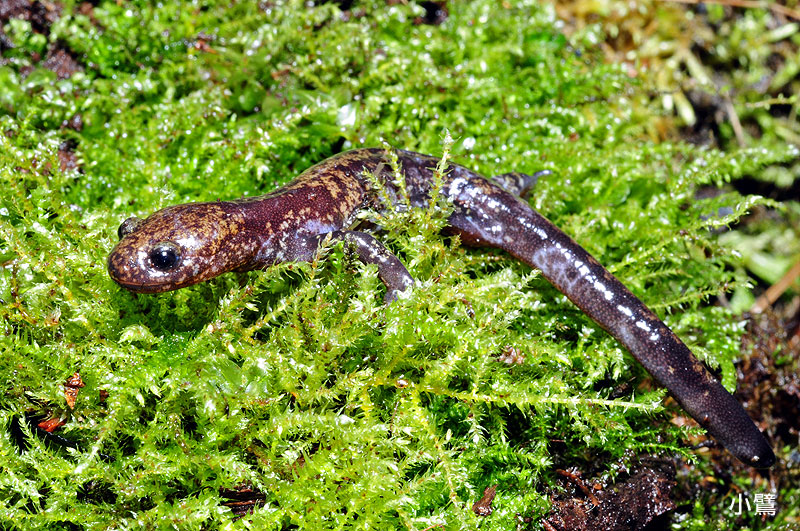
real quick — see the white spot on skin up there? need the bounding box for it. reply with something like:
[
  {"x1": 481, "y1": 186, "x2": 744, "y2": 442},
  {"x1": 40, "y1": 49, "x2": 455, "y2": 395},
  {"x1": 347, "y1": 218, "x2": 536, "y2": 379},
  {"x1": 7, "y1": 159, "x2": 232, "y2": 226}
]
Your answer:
[
  {"x1": 176, "y1": 235, "x2": 202, "y2": 250},
  {"x1": 532, "y1": 225, "x2": 548, "y2": 240},
  {"x1": 594, "y1": 280, "x2": 613, "y2": 300},
  {"x1": 447, "y1": 177, "x2": 467, "y2": 198}
]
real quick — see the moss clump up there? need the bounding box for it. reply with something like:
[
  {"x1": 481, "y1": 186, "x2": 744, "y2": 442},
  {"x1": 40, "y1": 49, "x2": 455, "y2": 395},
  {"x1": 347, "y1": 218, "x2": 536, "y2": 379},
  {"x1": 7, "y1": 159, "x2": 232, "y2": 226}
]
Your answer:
[{"x1": 1, "y1": 0, "x2": 795, "y2": 528}]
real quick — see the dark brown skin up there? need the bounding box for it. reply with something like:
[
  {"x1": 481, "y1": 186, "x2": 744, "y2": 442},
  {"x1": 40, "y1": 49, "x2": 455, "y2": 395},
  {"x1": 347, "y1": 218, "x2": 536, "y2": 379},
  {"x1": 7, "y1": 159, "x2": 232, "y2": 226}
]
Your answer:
[{"x1": 108, "y1": 148, "x2": 775, "y2": 468}]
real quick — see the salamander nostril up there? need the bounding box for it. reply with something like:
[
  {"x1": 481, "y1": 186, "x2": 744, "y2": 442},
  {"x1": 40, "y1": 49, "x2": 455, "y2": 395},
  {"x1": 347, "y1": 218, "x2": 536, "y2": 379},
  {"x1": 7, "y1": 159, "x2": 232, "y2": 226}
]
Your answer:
[{"x1": 149, "y1": 242, "x2": 181, "y2": 271}]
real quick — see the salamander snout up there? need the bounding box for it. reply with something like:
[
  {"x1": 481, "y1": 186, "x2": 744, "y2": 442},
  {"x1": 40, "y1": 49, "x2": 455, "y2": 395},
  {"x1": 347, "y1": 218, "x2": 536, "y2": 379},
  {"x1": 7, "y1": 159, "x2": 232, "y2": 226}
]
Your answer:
[{"x1": 107, "y1": 202, "x2": 251, "y2": 293}]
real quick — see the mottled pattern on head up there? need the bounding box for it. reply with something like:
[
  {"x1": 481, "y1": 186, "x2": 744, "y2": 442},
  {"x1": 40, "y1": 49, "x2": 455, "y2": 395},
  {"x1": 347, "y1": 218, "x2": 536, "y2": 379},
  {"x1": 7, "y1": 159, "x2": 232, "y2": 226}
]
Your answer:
[{"x1": 107, "y1": 202, "x2": 251, "y2": 293}]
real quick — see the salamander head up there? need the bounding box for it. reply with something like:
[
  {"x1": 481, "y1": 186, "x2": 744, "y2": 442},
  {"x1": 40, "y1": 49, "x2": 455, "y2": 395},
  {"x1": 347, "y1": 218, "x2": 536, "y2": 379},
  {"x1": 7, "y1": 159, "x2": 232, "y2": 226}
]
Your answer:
[{"x1": 108, "y1": 202, "x2": 252, "y2": 293}]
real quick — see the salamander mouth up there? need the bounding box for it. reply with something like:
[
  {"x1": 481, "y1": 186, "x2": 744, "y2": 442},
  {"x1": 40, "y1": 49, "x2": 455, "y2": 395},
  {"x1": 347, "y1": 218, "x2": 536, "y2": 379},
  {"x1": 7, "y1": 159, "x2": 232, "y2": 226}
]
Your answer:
[{"x1": 110, "y1": 277, "x2": 177, "y2": 294}]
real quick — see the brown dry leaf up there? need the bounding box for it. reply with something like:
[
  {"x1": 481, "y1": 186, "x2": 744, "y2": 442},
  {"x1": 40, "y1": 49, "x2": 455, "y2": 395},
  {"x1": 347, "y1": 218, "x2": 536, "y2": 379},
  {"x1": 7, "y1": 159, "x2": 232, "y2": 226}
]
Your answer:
[
  {"x1": 37, "y1": 417, "x2": 66, "y2": 433},
  {"x1": 64, "y1": 372, "x2": 85, "y2": 409}
]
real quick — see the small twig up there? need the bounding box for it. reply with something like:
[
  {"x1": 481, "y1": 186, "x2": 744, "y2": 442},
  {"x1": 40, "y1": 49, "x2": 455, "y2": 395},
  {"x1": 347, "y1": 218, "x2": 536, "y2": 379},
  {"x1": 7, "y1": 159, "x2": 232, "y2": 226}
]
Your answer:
[
  {"x1": 542, "y1": 520, "x2": 560, "y2": 531},
  {"x1": 751, "y1": 258, "x2": 800, "y2": 313},
  {"x1": 556, "y1": 469, "x2": 601, "y2": 507},
  {"x1": 745, "y1": 95, "x2": 798, "y2": 109},
  {"x1": 723, "y1": 95, "x2": 746, "y2": 147},
  {"x1": 661, "y1": 0, "x2": 800, "y2": 22}
]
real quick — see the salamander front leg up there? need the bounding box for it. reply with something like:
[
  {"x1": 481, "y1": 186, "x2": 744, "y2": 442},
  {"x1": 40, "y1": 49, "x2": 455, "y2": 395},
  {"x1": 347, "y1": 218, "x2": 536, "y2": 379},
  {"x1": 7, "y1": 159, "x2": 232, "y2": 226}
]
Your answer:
[{"x1": 315, "y1": 231, "x2": 414, "y2": 303}]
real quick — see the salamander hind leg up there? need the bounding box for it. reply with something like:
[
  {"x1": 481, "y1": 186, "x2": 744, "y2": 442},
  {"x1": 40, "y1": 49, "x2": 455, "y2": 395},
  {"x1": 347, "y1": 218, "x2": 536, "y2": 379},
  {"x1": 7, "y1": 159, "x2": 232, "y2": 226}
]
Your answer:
[{"x1": 314, "y1": 230, "x2": 414, "y2": 303}]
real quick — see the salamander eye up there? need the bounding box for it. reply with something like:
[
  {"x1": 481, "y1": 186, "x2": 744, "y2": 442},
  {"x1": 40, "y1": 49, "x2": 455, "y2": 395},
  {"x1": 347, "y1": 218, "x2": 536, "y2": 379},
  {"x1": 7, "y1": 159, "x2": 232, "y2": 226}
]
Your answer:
[
  {"x1": 149, "y1": 242, "x2": 181, "y2": 271},
  {"x1": 118, "y1": 217, "x2": 143, "y2": 239}
]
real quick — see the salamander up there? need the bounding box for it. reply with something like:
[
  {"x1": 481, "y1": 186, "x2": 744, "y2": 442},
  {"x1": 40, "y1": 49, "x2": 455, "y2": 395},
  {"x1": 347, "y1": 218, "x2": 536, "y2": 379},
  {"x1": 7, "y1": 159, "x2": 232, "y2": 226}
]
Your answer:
[{"x1": 107, "y1": 148, "x2": 775, "y2": 468}]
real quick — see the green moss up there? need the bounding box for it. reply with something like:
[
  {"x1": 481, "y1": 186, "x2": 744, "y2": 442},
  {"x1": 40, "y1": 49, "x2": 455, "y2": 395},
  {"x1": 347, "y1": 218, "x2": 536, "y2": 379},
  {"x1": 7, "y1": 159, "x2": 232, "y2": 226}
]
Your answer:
[{"x1": 1, "y1": 0, "x2": 796, "y2": 529}]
